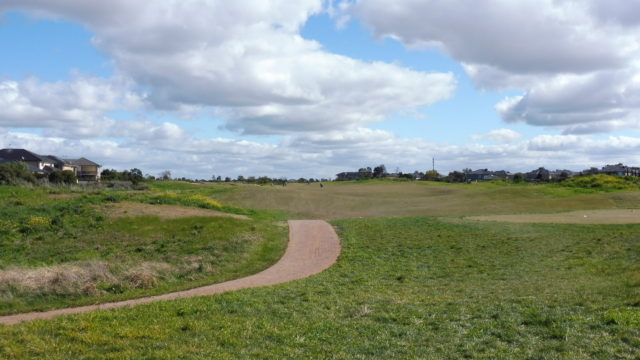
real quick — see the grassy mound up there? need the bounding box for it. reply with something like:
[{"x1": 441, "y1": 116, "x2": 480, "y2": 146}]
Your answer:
[
  {"x1": 559, "y1": 174, "x2": 639, "y2": 191},
  {"x1": 0, "y1": 185, "x2": 287, "y2": 315}
]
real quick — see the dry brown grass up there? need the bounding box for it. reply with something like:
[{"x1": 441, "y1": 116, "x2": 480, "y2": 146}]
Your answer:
[
  {"x1": 216, "y1": 182, "x2": 634, "y2": 219},
  {"x1": 0, "y1": 260, "x2": 177, "y2": 296},
  {"x1": 0, "y1": 261, "x2": 117, "y2": 296},
  {"x1": 100, "y1": 202, "x2": 248, "y2": 219},
  {"x1": 124, "y1": 262, "x2": 173, "y2": 289},
  {"x1": 466, "y1": 208, "x2": 640, "y2": 224}
]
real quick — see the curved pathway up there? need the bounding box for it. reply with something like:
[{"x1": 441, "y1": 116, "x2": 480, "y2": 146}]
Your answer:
[{"x1": 0, "y1": 220, "x2": 340, "y2": 325}]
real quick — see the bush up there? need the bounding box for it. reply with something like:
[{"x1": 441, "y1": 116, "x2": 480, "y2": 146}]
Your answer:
[
  {"x1": 0, "y1": 162, "x2": 37, "y2": 185},
  {"x1": 48, "y1": 170, "x2": 77, "y2": 185},
  {"x1": 560, "y1": 174, "x2": 639, "y2": 191}
]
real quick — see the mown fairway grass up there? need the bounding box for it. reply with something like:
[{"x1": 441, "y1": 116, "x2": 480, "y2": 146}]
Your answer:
[
  {"x1": 0, "y1": 185, "x2": 287, "y2": 315},
  {"x1": 1, "y1": 216, "x2": 638, "y2": 359}
]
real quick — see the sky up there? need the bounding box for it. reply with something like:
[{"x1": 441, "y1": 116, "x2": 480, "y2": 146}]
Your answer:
[{"x1": 1, "y1": 0, "x2": 640, "y2": 179}]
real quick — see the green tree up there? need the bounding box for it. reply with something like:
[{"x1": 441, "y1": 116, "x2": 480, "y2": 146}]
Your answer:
[
  {"x1": 423, "y1": 170, "x2": 440, "y2": 181},
  {"x1": 513, "y1": 173, "x2": 524, "y2": 183},
  {"x1": 373, "y1": 164, "x2": 387, "y2": 179},
  {"x1": 358, "y1": 167, "x2": 373, "y2": 180}
]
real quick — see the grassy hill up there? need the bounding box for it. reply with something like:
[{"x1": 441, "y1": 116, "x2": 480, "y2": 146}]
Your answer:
[{"x1": 0, "y1": 179, "x2": 638, "y2": 359}]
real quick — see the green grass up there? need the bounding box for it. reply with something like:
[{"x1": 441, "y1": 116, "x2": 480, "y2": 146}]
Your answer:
[
  {"x1": 1, "y1": 217, "x2": 638, "y2": 359},
  {"x1": 215, "y1": 180, "x2": 639, "y2": 219},
  {"x1": 0, "y1": 185, "x2": 287, "y2": 315}
]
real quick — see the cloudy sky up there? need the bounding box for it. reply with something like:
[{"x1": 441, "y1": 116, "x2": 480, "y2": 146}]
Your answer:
[{"x1": 1, "y1": 0, "x2": 640, "y2": 179}]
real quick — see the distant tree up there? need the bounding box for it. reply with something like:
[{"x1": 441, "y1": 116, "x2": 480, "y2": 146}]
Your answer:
[
  {"x1": 237, "y1": 175, "x2": 245, "y2": 182},
  {"x1": 584, "y1": 167, "x2": 600, "y2": 175},
  {"x1": 446, "y1": 171, "x2": 466, "y2": 183},
  {"x1": 513, "y1": 173, "x2": 524, "y2": 183},
  {"x1": 100, "y1": 168, "x2": 119, "y2": 181},
  {"x1": 358, "y1": 167, "x2": 373, "y2": 180},
  {"x1": 127, "y1": 168, "x2": 144, "y2": 184},
  {"x1": 297, "y1": 177, "x2": 307, "y2": 183},
  {"x1": 160, "y1": 170, "x2": 172, "y2": 181},
  {"x1": 462, "y1": 168, "x2": 472, "y2": 174},
  {"x1": 256, "y1": 176, "x2": 271, "y2": 184},
  {"x1": 216, "y1": 176, "x2": 222, "y2": 182},
  {"x1": 224, "y1": 177, "x2": 231, "y2": 182},
  {"x1": 423, "y1": 170, "x2": 440, "y2": 181},
  {"x1": 373, "y1": 164, "x2": 387, "y2": 179}
]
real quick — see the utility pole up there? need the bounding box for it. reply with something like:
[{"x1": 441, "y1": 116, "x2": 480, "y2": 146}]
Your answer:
[{"x1": 432, "y1": 157, "x2": 435, "y2": 172}]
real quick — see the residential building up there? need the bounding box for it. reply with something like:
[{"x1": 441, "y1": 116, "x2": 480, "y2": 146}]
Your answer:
[{"x1": 64, "y1": 157, "x2": 102, "y2": 182}]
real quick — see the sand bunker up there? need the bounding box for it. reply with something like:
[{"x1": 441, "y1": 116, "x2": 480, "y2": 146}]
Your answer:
[
  {"x1": 467, "y1": 209, "x2": 640, "y2": 224},
  {"x1": 101, "y1": 202, "x2": 248, "y2": 220}
]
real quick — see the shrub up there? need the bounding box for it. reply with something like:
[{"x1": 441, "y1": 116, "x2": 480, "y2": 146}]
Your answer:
[
  {"x1": 560, "y1": 174, "x2": 639, "y2": 191},
  {"x1": 48, "y1": 170, "x2": 78, "y2": 184},
  {"x1": 0, "y1": 162, "x2": 37, "y2": 185}
]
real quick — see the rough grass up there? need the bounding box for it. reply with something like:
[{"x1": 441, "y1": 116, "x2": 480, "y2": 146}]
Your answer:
[
  {"x1": 215, "y1": 180, "x2": 638, "y2": 219},
  {"x1": 0, "y1": 217, "x2": 638, "y2": 359},
  {"x1": 0, "y1": 185, "x2": 287, "y2": 315}
]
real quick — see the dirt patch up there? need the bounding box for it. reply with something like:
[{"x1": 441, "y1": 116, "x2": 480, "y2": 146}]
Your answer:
[
  {"x1": 467, "y1": 209, "x2": 640, "y2": 224},
  {"x1": 101, "y1": 202, "x2": 248, "y2": 220}
]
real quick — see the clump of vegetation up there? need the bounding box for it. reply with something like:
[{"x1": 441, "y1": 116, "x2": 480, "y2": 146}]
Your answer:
[
  {"x1": 559, "y1": 174, "x2": 639, "y2": 191},
  {"x1": 48, "y1": 170, "x2": 77, "y2": 185},
  {"x1": 0, "y1": 184, "x2": 286, "y2": 315},
  {"x1": 0, "y1": 162, "x2": 37, "y2": 185}
]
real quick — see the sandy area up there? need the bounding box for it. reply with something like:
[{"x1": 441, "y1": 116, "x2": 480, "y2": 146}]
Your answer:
[
  {"x1": 101, "y1": 202, "x2": 248, "y2": 220},
  {"x1": 0, "y1": 220, "x2": 341, "y2": 325},
  {"x1": 467, "y1": 209, "x2": 640, "y2": 224}
]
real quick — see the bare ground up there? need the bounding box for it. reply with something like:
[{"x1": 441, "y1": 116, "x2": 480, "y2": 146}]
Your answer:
[
  {"x1": 101, "y1": 202, "x2": 248, "y2": 220},
  {"x1": 467, "y1": 209, "x2": 640, "y2": 224},
  {"x1": 0, "y1": 220, "x2": 340, "y2": 325}
]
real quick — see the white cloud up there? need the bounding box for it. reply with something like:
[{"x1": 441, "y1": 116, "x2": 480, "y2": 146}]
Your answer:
[
  {"x1": 347, "y1": 0, "x2": 640, "y2": 134},
  {"x1": 1, "y1": 1, "x2": 455, "y2": 134},
  {"x1": 2, "y1": 124, "x2": 639, "y2": 179},
  {"x1": 0, "y1": 76, "x2": 144, "y2": 137},
  {"x1": 472, "y1": 129, "x2": 522, "y2": 143}
]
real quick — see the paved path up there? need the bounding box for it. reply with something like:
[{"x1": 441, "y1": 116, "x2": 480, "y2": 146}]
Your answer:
[{"x1": 0, "y1": 220, "x2": 340, "y2": 325}]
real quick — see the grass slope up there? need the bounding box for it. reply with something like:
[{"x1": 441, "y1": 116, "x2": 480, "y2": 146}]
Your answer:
[
  {"x1": 1, "y1": 217, "x2": 638, "y2": 359},
  {"x1": 216, "y1": 180, "x2": 640, "y2": 219},
  {"x1": 0, "y1": 185, "x2": 287, "y2": 315}
]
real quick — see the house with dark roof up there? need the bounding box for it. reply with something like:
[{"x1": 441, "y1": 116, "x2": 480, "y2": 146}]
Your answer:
[
  {"x1": 0, "y1": 148, "x2": 101, "y2": 182},
  {"x1": 526, "y1": 167, "x2": 552, "y2": 181},
  {"x1": 600, "y1": 163, "x2": 639, "y2": 176},
  {"x1": 0, "y1": 148, "x2": 57, "y2": 174}
]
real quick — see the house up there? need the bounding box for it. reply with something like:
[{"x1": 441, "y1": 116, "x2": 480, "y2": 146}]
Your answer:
[
  {"x1": 335, "y1": 172, "x2": 360, "y2": 181},
  {"x1": 0, "y1": 148, "x2": 101, "y2": 182},
  {"x1": 600, "y1": 163, "x2": 639, "y2": 176},
  {"x1": 549, "y1": 169, "x2": 575, "y2": 180},
  {"x1": 0, "y1": 148, "x2": 58, "y2": 174},
  {"x1": 526, "y1": 167, "x2": 551, "y2": 181},
  {"x1": 465, "y1": 169, "x2": 492, "y2": 181},
  {"x1": 64, "y1": 157, "x2": 101, "y2": 182}
]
